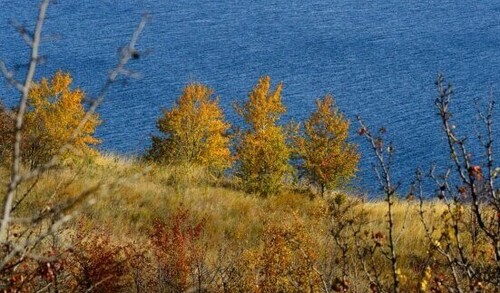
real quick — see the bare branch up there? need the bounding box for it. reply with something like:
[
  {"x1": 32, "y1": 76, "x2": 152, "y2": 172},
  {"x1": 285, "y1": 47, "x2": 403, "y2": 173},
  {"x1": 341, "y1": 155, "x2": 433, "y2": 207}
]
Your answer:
[
  {"x1": 9, "y1": 19, "x2": 34, "y2": 47},
  {"x1": 0, "y1": 59, "x2": 23, "y2": 91},
  {"x1": 356, "y1": 116, "x2": 400, "y2": 293},
  {"x1": 0, "y1": 0, "x2": 50, "y2": 243}
]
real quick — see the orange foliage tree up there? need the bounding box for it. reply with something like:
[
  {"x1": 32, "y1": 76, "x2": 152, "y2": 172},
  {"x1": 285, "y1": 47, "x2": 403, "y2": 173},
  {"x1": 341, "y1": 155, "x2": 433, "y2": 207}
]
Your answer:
[
  {"x1": 147, "y1": 82, "x2": 231, "y2": 172},
  {"x1": 294, "y1": 95, "x2": 359, "y2": 196},
  {"x1": 23, "y1": 71, "x2": 101, "y2": 167},
  {"x1": 235, "y1": 76, "x2": 292, "y2": 196}
]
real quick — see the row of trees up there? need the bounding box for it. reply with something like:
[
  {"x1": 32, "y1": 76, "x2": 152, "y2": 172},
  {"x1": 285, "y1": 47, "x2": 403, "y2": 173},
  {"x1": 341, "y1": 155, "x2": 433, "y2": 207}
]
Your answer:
[
  {"x1": 146, "y1": 75, "x2": 359, "y2": 196},
  {"x1": 0, "y1": 73, "x2": 358, "y2": 196}
]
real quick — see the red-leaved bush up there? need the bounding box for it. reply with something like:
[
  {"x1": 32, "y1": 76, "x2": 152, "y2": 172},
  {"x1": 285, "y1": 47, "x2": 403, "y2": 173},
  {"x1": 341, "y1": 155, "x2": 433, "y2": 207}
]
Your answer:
[{"x1": 150, "y1": 207, "x2": 207, "y2": 292}]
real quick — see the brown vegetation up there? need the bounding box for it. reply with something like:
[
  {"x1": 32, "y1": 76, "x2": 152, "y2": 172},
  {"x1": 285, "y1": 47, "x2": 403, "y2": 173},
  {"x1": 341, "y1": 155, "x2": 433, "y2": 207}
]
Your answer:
[
  {"x1": 0, "y1": 102, "x2": 14, "y2": 165},
  {"x1": 0, "y1": 157, "x2": 454, "y2": 292}
]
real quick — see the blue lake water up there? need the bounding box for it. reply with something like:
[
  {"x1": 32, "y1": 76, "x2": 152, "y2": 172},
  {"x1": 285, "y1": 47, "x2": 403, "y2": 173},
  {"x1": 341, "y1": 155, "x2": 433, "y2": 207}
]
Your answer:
[{"x1": 1, "y1": 1, "x2": 499, "y2": 194}]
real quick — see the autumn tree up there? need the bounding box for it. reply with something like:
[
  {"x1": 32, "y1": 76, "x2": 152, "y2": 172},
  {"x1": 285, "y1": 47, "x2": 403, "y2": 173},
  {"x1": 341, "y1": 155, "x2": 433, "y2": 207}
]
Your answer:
[
  {"x1": 0, "y1": 102, "x2": 14, "y2": 165},
  {"x1": 147, "y1": 82, "x2": 231, "y2": 172},
  {"x1": 24, "y1": 71, "x2": 101, "y2": 167},
  {"x1": 235, "y1": 76, "x2": 291, "y2": 196},
  {"x1": 294, "y1": 95, "x2": 359, "y2": 197}
]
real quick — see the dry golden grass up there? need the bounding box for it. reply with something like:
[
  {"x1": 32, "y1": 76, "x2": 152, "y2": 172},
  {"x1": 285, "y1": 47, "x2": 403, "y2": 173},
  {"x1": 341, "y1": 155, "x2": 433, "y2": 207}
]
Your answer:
[{"x1": 0, "y1": 153, "x2": 460, "y2": 291}]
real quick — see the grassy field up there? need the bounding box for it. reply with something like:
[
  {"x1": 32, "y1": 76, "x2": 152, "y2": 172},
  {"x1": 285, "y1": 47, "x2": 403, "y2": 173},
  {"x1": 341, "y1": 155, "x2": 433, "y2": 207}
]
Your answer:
[
  {"x1": 4, "y1": 154, "x2": 475, "y2": 292},
  {"x1": 2, "y1": 155, "x2": 460, "y2": 292}
]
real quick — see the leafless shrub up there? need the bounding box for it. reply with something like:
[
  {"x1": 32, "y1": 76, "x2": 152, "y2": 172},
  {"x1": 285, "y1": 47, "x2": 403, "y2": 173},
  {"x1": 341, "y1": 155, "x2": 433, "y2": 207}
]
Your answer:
[
  {"x1": 413, "y1": 75, "x2": 500, "y2": 292},
  {"x1": 355, "y1": 118, "x2": 403, "y2": 293},
  {"x1": 354, "y1": 74, "x2": 500, "y2": 292}
]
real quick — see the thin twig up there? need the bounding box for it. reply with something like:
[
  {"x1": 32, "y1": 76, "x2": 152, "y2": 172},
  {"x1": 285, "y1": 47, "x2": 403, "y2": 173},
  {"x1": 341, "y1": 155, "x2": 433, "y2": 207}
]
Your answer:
[{"x1": 0, "y1": 0, "x2": 50, "y2": 243}]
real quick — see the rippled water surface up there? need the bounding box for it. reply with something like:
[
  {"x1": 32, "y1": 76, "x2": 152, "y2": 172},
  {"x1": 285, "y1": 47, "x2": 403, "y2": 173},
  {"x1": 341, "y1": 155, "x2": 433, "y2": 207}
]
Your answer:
[{"x1": 1, "y1": 1, "x2": 499, "y2": 193}]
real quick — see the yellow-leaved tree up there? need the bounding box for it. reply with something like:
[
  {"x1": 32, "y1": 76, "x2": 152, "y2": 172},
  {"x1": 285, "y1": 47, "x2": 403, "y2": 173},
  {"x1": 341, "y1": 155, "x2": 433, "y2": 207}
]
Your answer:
[
  {"x1": 24, "y1": 71, "x2": 101, "y2": 167},
  {"x1": 235, "y1": 76, "x2": 291, "y2": 196},
  {"x1": 293, "y1": 95, "x2": 359, "y2": 196},
  {"x1": 147, "y1": 82, "x2": 231, "y2": 172}
]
